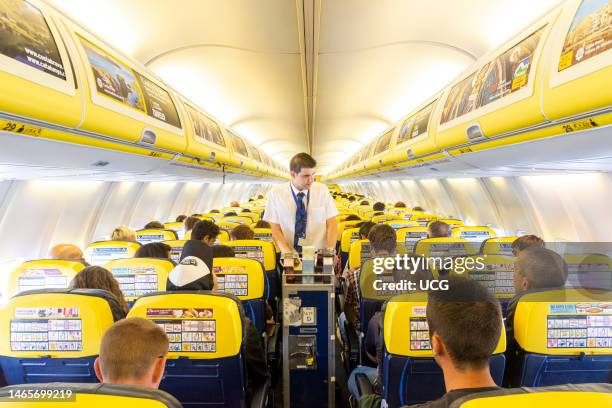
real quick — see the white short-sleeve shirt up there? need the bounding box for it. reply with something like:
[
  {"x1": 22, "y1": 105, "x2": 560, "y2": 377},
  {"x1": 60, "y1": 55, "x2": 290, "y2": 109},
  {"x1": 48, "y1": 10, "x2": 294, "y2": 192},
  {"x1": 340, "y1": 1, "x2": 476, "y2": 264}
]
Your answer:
[{"x1": 264, "y1": 181, "x2": 339, "y2": 250}]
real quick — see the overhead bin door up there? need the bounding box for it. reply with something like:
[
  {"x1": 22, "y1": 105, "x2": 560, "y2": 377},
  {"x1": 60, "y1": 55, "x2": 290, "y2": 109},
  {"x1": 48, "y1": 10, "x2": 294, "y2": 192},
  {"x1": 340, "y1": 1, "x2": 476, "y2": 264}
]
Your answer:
[
  {"x1": 182, "y1": 100, "x2": 233, "y2": 165},
  {"x1": 67, "y1": 24, "x2": 187, "y2": 155},
  {"x1": 0, "y1": 0, "x2": 81, "y2": 130},
  {"x1": 543, "y1": 0, "x2": 612, "y2": 123},
  {"x1": 390, "y1": 99, "x2": 439, "y2": 166},
  {"x1": 227, "y1": 130, "x2": 256, "y2": 172}
]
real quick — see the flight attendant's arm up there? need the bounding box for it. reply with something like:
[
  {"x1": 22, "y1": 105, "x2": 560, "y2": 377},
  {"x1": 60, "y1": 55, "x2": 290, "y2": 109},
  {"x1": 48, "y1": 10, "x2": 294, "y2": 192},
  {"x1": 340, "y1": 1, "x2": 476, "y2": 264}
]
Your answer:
[
  {"x1": 271, "y1": 222, "x2": 293, "y2": 253},
  {"x1": 325, "y1": 216, "x2": 338, "y2": 250}
]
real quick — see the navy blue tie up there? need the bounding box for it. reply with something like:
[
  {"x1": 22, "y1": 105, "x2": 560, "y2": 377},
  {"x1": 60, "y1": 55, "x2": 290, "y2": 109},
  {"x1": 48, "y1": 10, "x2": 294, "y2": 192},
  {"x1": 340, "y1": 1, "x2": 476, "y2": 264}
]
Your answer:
[{"x1": 294, "y1": 192, "x2": 307, "y2": 251}]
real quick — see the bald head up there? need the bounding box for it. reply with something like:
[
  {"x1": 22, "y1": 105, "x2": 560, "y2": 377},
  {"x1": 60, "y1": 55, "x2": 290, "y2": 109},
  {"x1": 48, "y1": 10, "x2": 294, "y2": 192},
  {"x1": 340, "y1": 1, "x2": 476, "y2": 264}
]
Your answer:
[
  {"x1": 514, "y1": 247, "x2": 568, "y2": 292},
  {"x1": 49, "y1": 244, "x2": 83, "y2": 260}
]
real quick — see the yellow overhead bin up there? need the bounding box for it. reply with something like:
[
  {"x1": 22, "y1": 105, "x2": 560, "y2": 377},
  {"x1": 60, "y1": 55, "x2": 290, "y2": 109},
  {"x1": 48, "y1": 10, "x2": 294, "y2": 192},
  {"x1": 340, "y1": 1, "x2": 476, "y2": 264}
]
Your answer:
[
  {"x1": 541, "y1": 0, "x2": 612, "y2": 122},
  {"x1": 225, "y1": 129, "x2": 257, "y2": 172},
  {"x1": 365, "y1": 127, "x2": 397, "y2": 171},
  {"x1": 0, "y1": 0, "x2": 82, "y2": 130},
  {"x1": 65, "y1": 21, "x2": 188, "y2": 154}
]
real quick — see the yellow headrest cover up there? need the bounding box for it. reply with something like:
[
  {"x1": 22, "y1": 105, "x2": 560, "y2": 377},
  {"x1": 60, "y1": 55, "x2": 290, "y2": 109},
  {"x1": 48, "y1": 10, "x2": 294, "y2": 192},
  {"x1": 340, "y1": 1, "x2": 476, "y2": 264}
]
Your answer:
[
  {"x1": 428, "y1": 219, "x2": 464, "y2": 227},
  {"x1": 348, "y1": 240, "x2": 407, "y2": 269},
  {"x1": 212, "y1": 258, "x2": 265, "y2": 300},
  {"x1": 341, "y1": 228, "x2": 362, "y2": 253},
  {"x1": 451, "y1": 254, "x2": 516, "y2": 299},
  {"x1": 481, "y1": 237, "x2": 518, "y2": 256},
  {"x1": 104, "y1": 258, "x2": 174, "y2": 301},
  {"x1": 371, "y1": 215, "x2": 403, "y2": 224},
  {"x1": 0, "y1": 292, "x2": 116, "y2": 358},
  {"x1": 514, "y1": 288, "x2": 611, "y2": 355},
  {"x1": 451, "y1": 226, "x2": 496, "y2": 241},
  {"x1": 396, "y1": 227, "x2": 429, "y2": 247},
  {"x1": 383, "y1": 219, "x2": 419, "y2": 230},
  {"x1": 162, "y1": 240, "x2": 187, "y2": 262},
  {"x1": 252, "y1": 228, "x2": 280, "y2": 252},
  {"x1": 383, "y1": 293, "x2": 506, "y2": 357},
  {"x1": 338, "y1": 220, "x2": 362, "y2": 240},
  {"x1": 409, "y1": 213, "x2": 441, "y2": 224},
  {"x1": 225, "y1": 240, "x2": 276, "y2": 271},
  {"x1": 414, "y1": 238, "x2": 477, "y2": 257},
  {"x1": 136, "y1": 229, "x2": 178, "y2": 244},
  {"x1": 217, "y1": 221, "x2": 241, "y2": 231},
  {"x1": 163, "y1": 222, "x2": 183, "y2": 232},
  {"x1": 221, "y1": 216, "x2": 250, "y2": 225},
  {"x1": 84, "y1": 241, "x2": 141, "y2": 266},
  {"x1": 217, "y1": 229, "x2": 230, "y2": 243},
  {"x1": 200, "y1": 213, "x2": 220, "y2": 222},
  {"x1": 8, "y1": 260, "x2": 85, "y2": 298},
  {"x1": 128, "y1": 293, "x2": 243, "y2": 359}
]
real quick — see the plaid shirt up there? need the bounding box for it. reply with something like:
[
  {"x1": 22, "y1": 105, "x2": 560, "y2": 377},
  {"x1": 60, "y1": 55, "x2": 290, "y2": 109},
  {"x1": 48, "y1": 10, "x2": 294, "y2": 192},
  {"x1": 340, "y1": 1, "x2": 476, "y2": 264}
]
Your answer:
[{"x1": 344, "y1": 266, "x2": 361, "y2": 327}]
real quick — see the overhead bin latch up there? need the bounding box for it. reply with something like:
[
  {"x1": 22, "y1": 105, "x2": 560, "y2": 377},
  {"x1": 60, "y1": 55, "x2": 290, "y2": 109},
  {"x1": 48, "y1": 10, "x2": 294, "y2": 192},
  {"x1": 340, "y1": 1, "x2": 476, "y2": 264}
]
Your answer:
[
  {"x1": 139, "y1": 128, "x2": 157, "y2": 145},
  {"x1": 466, "y1": 123, "x2": 486, "y2": 142},
  {"x1": 406, "y1": 149, "x2": 415, "y2": 159}
]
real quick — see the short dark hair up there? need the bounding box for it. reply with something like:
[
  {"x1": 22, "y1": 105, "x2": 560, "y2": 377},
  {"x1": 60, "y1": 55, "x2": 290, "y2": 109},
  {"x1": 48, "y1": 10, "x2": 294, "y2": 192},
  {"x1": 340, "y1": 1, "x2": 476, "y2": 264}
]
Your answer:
[
  {"x1": 373, "y1": 202, "x2": 385, "y2": 211},
  {"x1": 359, "y1": 221, "x2": 376, "y2": 239},
  {"x1": 191, "y1": 220, "x2": 220, "y2": 241},
  {"x1": 360, "y1": 200, "x2": 369, "y2": 206},
  {"x1": 135, "y1": 242, "x2": 171, "y2": 259},
  {"x1": 367, "y1": 224, "x2": 396, "y2": 252},
  {"x1": 175, "y1": 215, "x2": 187, "y2": 222},
  {"x1": 223, "y1": 211, "x2": 237, "y2": 217},
  {"x1": 348, "y1": 196, "x2": 356, "y2": 202},
  {"x1": 254, "y1": 220, "x2": 271, "y2": 229},
  {"x1": 427, "y1": 278, "x2": 502, "y2": 370},
  {"x1": 230, "y1": 224, "x2": 254, "y2": 240},
  {"x1": 290, "y1": 153, "x2": 317, "y2": 174},
  {"x1": 257, "y1": 195, "x2": 264, "y2": 199},
  {"x1": 184, "y1": 216, "x2": 200, "y2": 232},
  {"x1": 144, "y1": 221, "x2": 164, "y2": 229},
  {"x1": 511, "y1": 235, "x2": 544, "y2": 256},
  {"x1": 516, "y1": 247, "x2": 568, "y2": 288},
  {"x1": 241, "y1": 208, "x2": 251, "y2": 213},
  {"x1": 212, "y1": 245, "x2": 235, "y2": 258},
  {"x1": 343, "y1": 214, "x2": 361, "y2": 222},
  {"x1": 210, "y1": 209, "x2": 220, "y2": 213},
  {"x1": 428, "y1": 221, "x2": 450, "y2": 238},
  {"x1": 412, "y1": 206, "x2": 424, "y2": 211},
  {"x1": 394, "y1": 201, "x2": 406, "y2": 208}
]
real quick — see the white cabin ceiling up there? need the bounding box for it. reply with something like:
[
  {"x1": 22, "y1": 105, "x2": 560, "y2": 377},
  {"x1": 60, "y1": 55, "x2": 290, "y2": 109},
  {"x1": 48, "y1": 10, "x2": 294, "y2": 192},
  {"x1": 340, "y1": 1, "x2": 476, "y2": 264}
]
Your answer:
[{"x1": 50, "y1": 0, "x2": 563, "y2": 175}]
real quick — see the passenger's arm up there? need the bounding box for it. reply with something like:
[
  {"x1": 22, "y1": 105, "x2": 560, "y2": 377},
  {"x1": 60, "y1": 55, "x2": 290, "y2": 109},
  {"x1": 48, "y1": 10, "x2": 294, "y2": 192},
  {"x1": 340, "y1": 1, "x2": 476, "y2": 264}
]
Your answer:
[
  {"x1": 245, "y1": 318, "x2": 269, "y2": 385},
  {"x1": 270, "y1": 222, "x2": 292, "y2": 253},
  {"x1": 326, "y1": 216, "x2": 338, "y2": 250}
]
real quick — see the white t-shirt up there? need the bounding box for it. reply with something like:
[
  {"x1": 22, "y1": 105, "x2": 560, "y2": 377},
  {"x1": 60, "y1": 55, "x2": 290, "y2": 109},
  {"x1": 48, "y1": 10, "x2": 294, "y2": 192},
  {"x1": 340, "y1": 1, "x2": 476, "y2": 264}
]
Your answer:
[{"x1": 264, "y1": 181, "x2": 339, "y2": 250}]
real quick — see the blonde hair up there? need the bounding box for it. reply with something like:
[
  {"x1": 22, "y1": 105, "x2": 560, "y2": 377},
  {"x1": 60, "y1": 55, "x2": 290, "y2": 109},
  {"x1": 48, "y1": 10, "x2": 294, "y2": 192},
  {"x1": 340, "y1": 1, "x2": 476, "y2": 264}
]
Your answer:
[
  {"x1": 99, "y1": 317, "x2": 168, "y2": 381},
  {"x1": 111, "y1": 226, "x2": 136, "y2": 241}
]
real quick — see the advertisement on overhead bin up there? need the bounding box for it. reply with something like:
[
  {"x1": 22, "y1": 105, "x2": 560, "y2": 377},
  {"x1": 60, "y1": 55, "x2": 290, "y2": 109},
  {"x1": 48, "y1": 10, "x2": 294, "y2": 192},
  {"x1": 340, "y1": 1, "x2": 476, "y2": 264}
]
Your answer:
[
  {"x1": 0, "y1": 0, "x2": 66, "y2": 80},
  {"x1": 134, "y1": 72, "x2": 181, "y2": 128},
  {"x1": 558, "y1": 0, "x2": 612, "y2": 71},
  {"x1": 186, "y1": 106, "x2": 226, "y2": 147},
  {"x1": 79, "y1": 37, "x2": 146, "y2": 111},
  {"x1": 440, "y1": 26, "x2": 545, "y2": 124}
]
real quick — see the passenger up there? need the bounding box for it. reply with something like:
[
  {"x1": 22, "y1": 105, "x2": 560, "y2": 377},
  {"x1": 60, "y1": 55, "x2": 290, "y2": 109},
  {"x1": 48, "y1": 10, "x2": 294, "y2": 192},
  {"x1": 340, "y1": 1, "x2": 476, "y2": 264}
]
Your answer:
[
  {"x1": 175, "y1": 215, "x2": 187, "y2": 222},
  {"x1": 343, "y1": 224, "x2": 396, "y2": 332},
  {"x1": 71, "y1": 266, "x2": 128, "y2": 316},
  {"x1": 224, "y1": 211, "x2": 238, "y2": 217},
  {"x1": 230, "y1": 201, "x2": 240, "y2": 207},
  {"x1": 504, "y1": 247, "x2": 568, "y2": 387},
  {"x1": 511, "y1": 234, "x2": 544, "y2": 256},
  {"x1": 428, "y1": 221, "x2": 451, "y2": 238},
  {"x1": 166, "y1": 253, "x2": 268, "y2": 399},
  {"x1": 48, "y1": 244, "x2": 84, "y2": 261},
  {"x1": 372, "y1": 202, "x2": 385, "y2": 212},
  {"x1": 111, "y1": 226, "x2": 136, "y2": 242},
  {"x1": 212, "y1": 245, "x2": 236, "y2": 258},
  {"x1": 135, "y1": 242, "x2": 172, "y2": 260},
  {"x1": 144, "y1": 221, "x2": 164, "y2": 230},
  {"x1": 254, "y1": 220, "x2": 271, "y2": 229},
  {"x1": 358, "y1": 221, "x2": 376, "y2": 240},
  {"x1": 210, "y1": 209, "x2": 220, "y2": 214},
  {"x1": 360, "y1": 200, "x2": 370, "y2": 206},
  {"x1": 248, "y1": 198, "x2": 255, "y2": 202},
  {"x1": 394, "y1": 201, "x2": 406, "y2": 208},
  {"x1": 348, "y1": 196, "x2": 356, "y2": 203},
  {"x1": 343, "y1": 214, "x2": 361, "y2": 222},
  {"x1": 178, "y1": 220, "x2": 219, "y2": 264},
  {"x1": 412, "y1": 206, "x2": 425, "y2": 212},
  {"x1": 94, "y1": 317, "x2": 168, "y2": 389},
  {"x1": 386, "y1": 279, "x2": 502, "y2": 407},
  {"x1": 241, "y1": 208, "x2": 252, "y2": 213},
  {"x1": 230, "y1": 224, "x2": 255, "y2": 241},
  {"x1": 184, "y1": 216, "x2": 200, "y2": 234},
  {"x1": 257, "y1": 195, "x2": 264, "y2": 200}
]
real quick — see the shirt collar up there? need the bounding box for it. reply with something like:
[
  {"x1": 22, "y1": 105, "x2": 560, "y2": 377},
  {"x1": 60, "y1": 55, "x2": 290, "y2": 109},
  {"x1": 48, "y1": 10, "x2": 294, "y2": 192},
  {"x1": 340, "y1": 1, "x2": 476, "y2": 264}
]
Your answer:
[{"x1": 290, "y1": 181, "x2": 308, "y2": 196}]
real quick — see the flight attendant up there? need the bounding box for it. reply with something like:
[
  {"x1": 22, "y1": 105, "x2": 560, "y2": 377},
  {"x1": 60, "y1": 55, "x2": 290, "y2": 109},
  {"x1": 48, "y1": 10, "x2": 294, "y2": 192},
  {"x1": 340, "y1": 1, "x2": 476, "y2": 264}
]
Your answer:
[{"x1": 264, "y1": 153, "x2": 338, "y2": 255}]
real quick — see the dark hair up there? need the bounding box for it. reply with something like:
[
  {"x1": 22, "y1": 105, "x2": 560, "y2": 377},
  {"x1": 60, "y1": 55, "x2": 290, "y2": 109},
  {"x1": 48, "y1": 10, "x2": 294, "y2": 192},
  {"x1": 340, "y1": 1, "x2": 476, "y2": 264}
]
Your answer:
[
  {"x1": 248, "y1": 198, "x2": 254, "y2": 202},
  {"x1": 191, "y1": 220, "x2": 220, "y2": 241},
  {"x1": 210, "y1": 209, "x2": 220, "y2": 213},
  {"x1": 257, "y1": 195, "x2": 264, "y2": 199},
  {"x1": 516, "y1": 247, "x2": 568, "y2": 288},
  {"x1": 367, "y1": 224, "x2": 396, "y2": 253},
  {"x1": 230, "y1": 224, "x2": 255, "y2": 240},
  {"x1": 212, "y1": 245, "x2": 236, "y2": 258},
  {"x1": 224, "y1": 211, "x2": 237, "y2": 217},
  {"x1": 71, "y1": 266, "x2": 128, "y2": 315},
  {"x1": 184, "y1": 216, "x2": 200, "y2": 232},
  {"x1": 428, "y1": 221, "x2": 450, "y2": 238},
  {"x1": 511, "y1": 235, "x2": 545, "y2": 256},
  {"x1": 175, "y1": 215, "x2": 187, "y2": 222},
  {"x1": 373, "y1": 202, "x2": 385, "y2": 211},
  {"x1": 372, "y1": 211, "x2": 384, "y2": 217},
  {"x1": 343, "y1": 214, "x2": 361, "y2": 222},
  {"x1": 394, "y1": 201, "x2": 406, "y2": 208},
  {"x1": 241, "y1": 208, "x2": 251, "y2": 213},
  {"x1": 412, "y1": 206, "x2": 424, "y2": 212},
  {"x1": 360, "y1": 200, "x2": 370, "y2": 206},
  {"x1": 144, "y1": 221, "x2": 164, "y2": 229},
  {"x1": 359, "y1": 221, "x2": 376, "y2": 239},
  {"x1": 135, "y1": 242, "x2": 171, "y2": 259},
  {"x1": 348, "y1": 196, "x2": 356, "y2": 202},
  {"x1": 254, "y1": 220, "x2": 271, "y2": 229},
  {"x1": 290, "y1": 153, "x2": 317, "y2": 174},
  {"x1": 427, "y1": 278, "x2": 502, "y2": 370}
]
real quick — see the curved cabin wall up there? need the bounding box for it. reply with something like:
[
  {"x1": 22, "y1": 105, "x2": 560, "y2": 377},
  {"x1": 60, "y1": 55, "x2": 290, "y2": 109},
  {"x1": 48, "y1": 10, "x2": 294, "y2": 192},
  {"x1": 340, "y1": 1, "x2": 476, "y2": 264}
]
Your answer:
[{"x1": 327, "y1": 0, "x2": 612, "y2": 181}]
